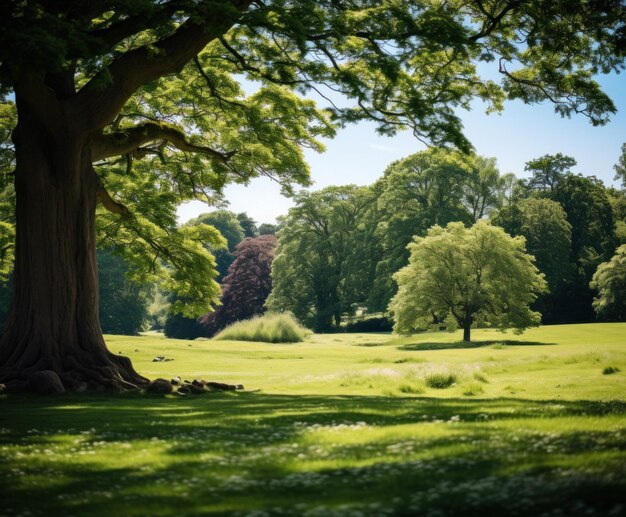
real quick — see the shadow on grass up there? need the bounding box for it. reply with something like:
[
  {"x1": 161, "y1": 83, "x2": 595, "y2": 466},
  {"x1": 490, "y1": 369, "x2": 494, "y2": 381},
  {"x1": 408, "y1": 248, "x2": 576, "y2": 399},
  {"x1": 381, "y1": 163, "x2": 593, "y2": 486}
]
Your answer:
[
  {"x1": 0, "y1": 392, "x2": 624, "y2": 516},
  {"x1": 398, "y1": 339, "x2": 557, "y2": 351}
]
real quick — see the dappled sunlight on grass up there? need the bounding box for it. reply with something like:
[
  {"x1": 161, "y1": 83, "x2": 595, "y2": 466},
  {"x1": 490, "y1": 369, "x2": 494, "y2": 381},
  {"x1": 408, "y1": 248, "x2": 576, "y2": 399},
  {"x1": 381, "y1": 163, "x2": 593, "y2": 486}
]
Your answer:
[
  {"x1": 1, "y1": 323, "x2": 625, "y2": 515},
  {"x1": 2, "y1": 393, "x2": 626, "y2": 516}
]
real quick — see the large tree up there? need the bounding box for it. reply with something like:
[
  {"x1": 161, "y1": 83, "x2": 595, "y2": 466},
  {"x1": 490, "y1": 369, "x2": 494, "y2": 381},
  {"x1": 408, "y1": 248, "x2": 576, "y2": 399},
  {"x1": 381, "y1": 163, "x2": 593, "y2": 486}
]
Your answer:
[
  {"x1": 491, "y1": 198, "x2": 572, "y2": 322},
  {"x1": 390, "y1": 221, "x2": 547, "y2": 342},
  {"x1": 0, "y1": 1, "x2": 624, "y2": 390},
  {"x1": 267, "y1": 186, "x2": 374, "y2": 331},
  {"x1": 368, "y1": 148, "x2": 475, "y2": 311},
  {"x1": 491, "y1": 198, "x2": 572, "y2": 290}
]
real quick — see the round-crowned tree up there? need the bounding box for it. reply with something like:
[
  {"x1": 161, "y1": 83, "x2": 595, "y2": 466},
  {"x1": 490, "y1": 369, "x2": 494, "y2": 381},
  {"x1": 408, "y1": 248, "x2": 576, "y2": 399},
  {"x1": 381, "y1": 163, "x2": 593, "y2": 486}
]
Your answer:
[{"x1": 390, "y1": 221, "x2": 547, "y2": 342}]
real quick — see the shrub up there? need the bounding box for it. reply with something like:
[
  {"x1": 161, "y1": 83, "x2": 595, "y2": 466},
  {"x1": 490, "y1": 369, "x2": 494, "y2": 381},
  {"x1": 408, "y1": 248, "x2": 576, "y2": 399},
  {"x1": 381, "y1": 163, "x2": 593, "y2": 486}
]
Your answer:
[
  {"x1": 602, "y1": 366, "x2": 620, "y2": 375},
  {"x1": 425, "y1": 372, "x2": 458, "y2": 389},
  {"x1": 344, "y1": 316, "x2": 393, "y2": 333},
  {"x1": 213, "y1": 313, "x2": 310, "y2": 343}
]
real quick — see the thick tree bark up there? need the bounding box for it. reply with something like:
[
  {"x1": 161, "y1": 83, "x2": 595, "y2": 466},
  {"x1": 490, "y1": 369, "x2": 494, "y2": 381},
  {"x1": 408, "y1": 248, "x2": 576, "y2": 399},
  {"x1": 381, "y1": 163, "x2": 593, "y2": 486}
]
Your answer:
[{"x1": 0, "y1": 100, "x2": 148, "y2": 392}]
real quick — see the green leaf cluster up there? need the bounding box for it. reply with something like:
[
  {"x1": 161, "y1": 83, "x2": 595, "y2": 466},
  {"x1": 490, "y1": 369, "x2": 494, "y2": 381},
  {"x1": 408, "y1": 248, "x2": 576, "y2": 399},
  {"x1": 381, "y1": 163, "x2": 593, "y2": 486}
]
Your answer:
[{"x1": 590, "y1": 244, "x2": 626, "y2": 321}]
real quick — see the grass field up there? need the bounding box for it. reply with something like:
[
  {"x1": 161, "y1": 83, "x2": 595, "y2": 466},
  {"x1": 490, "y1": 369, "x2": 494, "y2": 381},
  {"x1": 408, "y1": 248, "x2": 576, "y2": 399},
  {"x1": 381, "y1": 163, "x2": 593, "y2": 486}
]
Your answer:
[{"x1": 1, "y1": 323, "x2": 625, "y2": 516}]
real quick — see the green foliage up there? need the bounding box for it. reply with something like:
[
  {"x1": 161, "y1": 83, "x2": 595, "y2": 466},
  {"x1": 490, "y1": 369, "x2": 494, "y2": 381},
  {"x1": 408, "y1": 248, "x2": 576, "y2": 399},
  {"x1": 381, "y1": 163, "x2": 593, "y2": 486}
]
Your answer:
[
  {"x1": 603, "y1": 366, "x2": 620, "y2": 375},
  {"x1": 97, "y1": 250, "x2": 150, "y2": 335},
  {"x1": 0, "y1": 101, "x2": 15, "y2": 193},
  {"x1": 552, "y1": 174, "x2": 617, "y2": 271},
  {"x1": 163, "y1": 211, "x2": 257, "y2": 339},
  {"x1": 0, "y1": 221, "x2": 14, "y2": 284},
  {"x1": 491, "y1": 198, "x2": 572, "y2": 291},
  {"x1": 524, "y1": 153, "x2": 577, "y2": 192},
  {"x1": 0, "y1": 102, "x2": 15, "y2": 287},
  {"x1": 258, "y1": 223, "x2": 278, "y2": 236},
  {"x1": 185, "y1": 210, "x2": 246, "y2": 279},
  {"x1": 390, "y1": 221, "x2": 547, "y2": 340},
  {"x1": 237, "y1": 213, "x2": 258, "y2": 238},
  {"x1": 462, "y1": 156, "x2": 510, "y2": 222},
  {"x1": 267, "y1": 185, "x2": 376, "y2": 331},
  {"x1": 368, "y1": 149, "x2": 508, "y2": 311},
  {"x1": 368, "y1": 149, "x2": 470, "y2": 310},
  {"x1": 0, "y1": 0, "x2": 624, "y2": 324},
  {"x1": 590, "y1": 245, "x2": 626, "y2": 321},
  {"x1": 147, "y1": 289, "x2": 170, "y2": 331},
  {"x1": 214, "y1": 312, "x2": 310, "y2": 343},
  {"x1": 187, "y1": 211, "x2": 245, "y2": 253}
]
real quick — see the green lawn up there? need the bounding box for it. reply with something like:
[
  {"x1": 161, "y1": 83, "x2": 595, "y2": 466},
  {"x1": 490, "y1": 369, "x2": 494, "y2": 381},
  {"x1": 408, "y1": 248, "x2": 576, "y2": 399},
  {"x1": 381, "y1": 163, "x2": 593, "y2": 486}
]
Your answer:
[{"x1": 1, "y1": 323, "x2": 625, "y2": 516}]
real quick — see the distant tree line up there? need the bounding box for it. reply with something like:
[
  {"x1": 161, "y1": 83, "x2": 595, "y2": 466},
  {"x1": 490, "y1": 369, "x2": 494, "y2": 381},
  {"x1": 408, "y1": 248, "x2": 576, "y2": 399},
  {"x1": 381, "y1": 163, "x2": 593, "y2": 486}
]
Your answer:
[
  {"x1": 269, "y1": 147, "x2": 626, "y2": 332},
  {"x1": 2, "y1": 146, "x2": 623, "y2": 338}
]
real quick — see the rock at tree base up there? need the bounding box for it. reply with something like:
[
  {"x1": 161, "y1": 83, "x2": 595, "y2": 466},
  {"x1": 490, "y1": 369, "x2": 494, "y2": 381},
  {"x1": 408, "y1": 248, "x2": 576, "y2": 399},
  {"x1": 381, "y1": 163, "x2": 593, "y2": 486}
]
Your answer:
[
  {"x1": 177, "y1": 385, "x2": 191, "y2": 395},
  {"x1": 189, "y1": 383, "x2": 206, "y2": 394},
  {"x1": 206, "y1": 381, "x2": 237, "y2": 391},
  {"x1": 141, "y1": 375, "x2": 245, "y2": 396},
  {"x1": 146, "y1": 378, "x2": 173, "y2": 394},
  {"x1": 28, "y1": 371, "x2": 66, "y2": 395}
]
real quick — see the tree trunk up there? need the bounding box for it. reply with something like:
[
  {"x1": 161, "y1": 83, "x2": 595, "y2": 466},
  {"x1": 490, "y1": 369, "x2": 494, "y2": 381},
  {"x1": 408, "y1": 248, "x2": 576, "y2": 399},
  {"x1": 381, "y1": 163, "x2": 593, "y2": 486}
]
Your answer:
[
  {"x1": 0, "y1": 101, "x2": 148, "y2": 392},
  {"x1": 463, "y1": 324, "x2": 471, "y2": 342}
]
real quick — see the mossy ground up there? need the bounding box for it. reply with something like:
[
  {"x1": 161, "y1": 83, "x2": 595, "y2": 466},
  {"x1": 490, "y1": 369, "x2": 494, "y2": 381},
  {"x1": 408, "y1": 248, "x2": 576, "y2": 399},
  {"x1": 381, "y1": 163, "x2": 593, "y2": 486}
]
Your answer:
[{"x1": 1, "y1": 323, "x2": 625, "y2": 516}]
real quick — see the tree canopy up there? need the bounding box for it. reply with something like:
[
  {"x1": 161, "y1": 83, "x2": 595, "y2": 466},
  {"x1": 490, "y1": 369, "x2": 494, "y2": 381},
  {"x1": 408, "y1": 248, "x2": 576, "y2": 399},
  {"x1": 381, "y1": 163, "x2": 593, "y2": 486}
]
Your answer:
[
  {"x1": 266, "y1": 186, "x2": 374, "y2": 331},
  {"x1": 390, "y1": 221, "x2": 547, "y2": 341},
  {"x1": 524, "y1": 153, "x2": 577, "y2": 193},
  {"x1": 368, "y1": 148, "x2": 508, "y2": 310},
  {"x1": 491, "y1": 198, "x2": 572, "y2": 291}
]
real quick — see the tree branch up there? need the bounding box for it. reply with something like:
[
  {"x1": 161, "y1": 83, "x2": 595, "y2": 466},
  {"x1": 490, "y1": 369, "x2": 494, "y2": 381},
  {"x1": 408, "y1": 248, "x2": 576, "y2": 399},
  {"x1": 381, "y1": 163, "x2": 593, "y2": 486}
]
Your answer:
[
  {"x1": 469, "y1": 1, "x2": 521, "y2": 42},
  {"x1": 96, "y1": 177, "x2": 131, "y2": 218},
  {"x1": 92, "y1": 121, "x2": 235, "y2": 163},
  {"x1": 72, "y1": 1, "x2": 253, "y2": 131},
  {"x1": 88, "y1": 1, "x2": 185, "y2": 48}
]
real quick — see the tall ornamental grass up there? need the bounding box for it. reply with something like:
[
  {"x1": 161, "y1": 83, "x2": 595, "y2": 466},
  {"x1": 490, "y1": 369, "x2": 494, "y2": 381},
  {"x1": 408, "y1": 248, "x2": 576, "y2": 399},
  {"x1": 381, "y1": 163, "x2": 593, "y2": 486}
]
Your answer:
[{"x1": 214, "y1": 313, "x2": 310, "y2": 343}]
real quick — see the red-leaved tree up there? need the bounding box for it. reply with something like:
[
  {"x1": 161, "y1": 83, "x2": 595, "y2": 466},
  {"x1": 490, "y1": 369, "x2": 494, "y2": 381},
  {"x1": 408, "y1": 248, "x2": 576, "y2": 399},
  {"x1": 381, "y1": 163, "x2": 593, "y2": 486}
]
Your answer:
[{"x1": 201, "y1": 235, "x2": 277, "y2": 336}]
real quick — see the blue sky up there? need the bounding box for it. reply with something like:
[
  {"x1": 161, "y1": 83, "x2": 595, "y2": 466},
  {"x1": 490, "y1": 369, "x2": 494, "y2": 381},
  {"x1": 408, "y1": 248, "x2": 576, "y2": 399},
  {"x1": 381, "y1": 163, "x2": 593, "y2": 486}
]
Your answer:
[{"x1": 177, "y1": 71, "x2": 626, "y2": 225}]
